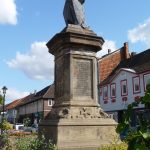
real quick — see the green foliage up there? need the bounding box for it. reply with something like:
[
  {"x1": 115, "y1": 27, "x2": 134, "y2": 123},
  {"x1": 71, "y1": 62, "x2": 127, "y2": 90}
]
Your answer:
[
  {"x1": 0, "y1": 119, "x2": 13, "y2": 131},
  {"x1": 0, "y1": 134, "x2": 55, "y2": 150},
  {"x1": 116, "y1": 84, "x2": 150, "y2": 150},
  {"x1": 23, "y1": 117, "x2": 31, "y2": 127},
  {"x1": 15, "y1": 135, "x2": 57, "y2": 150},
  {"x1": 101, "y1": 142, "x2": 128, "y2": 150},
  {"x1": 0, "y1": 94, "x2": 3, "y2": 105},
  {"x1": 0, "y1": 134, "x2": 57, "y2": 150},
  {"x1": 0, "y1": 133, "x2": 9, "y2": 149},
  {"x1": 29, "y1": 135, "x2": 57, "y2": 150},
  {"x1": 100, "y1": 135, "x2": 128, "y2": 150},
  {"x1": 16, "y1": 137, "x2": 32, "y2": 150}
]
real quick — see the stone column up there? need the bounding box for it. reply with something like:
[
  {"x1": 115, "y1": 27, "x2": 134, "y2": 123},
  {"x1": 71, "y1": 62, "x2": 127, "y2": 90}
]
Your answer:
[{"x1": 39, "y1": 25, "x2": 117, "y2": 150}]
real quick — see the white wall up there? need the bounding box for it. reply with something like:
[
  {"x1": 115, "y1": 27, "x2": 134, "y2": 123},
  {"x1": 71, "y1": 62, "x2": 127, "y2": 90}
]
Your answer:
[{"x1": 100, "y1": 70, "x2": 150, "y2": 111}]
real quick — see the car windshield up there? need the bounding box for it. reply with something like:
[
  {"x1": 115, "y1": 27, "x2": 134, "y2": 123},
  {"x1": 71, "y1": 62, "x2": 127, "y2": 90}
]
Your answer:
[
  {"x1": 32, "y1": 124, "x2": 38, "y2": 128},
  {"x1": 18, "y1": 126, "x2": 24, "y2": 130}
]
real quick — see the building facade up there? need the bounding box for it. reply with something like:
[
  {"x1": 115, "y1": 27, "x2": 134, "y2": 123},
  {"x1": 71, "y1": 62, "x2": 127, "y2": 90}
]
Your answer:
[
  {"x1": 5, "y1": 84, "x2": 54, "y2": 125},
  {"x1": 5, "y1": 44, "x2": 150, "y2": 126},
  {"x1": 98, "y1": 44, "x2": 150, "y2": 124},
  {"x1": 6, "y1": 99, "x2": 21, "y2": 124}
]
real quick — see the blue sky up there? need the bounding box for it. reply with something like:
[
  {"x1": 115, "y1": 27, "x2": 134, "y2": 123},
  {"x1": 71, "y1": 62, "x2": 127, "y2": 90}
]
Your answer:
[{"x1": 0, "y1": 0, "x2": 150, "y2": 103}]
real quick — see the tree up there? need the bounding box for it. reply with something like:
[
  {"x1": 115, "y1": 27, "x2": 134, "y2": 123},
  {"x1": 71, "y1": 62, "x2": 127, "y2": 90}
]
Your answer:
[
  {"x1": 0, "y1": 118, "x2": 13, "y2": 131},
  {"x1": 23, "y1": 117, "x2": 31, "y2": 127},
  {"x1": 116, "y1": 83, "x2": 150, "y2": 150}
]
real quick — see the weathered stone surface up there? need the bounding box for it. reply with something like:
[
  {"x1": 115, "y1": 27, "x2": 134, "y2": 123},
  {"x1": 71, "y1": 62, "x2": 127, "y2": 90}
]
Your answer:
[
  {"x1": 46, "y1": 106, "x2": 109, "y2": 120},
  {"x1": 55, "y1": 56, "x2": 64, "y2": 98},
  {"x1": 46, "y1": 24, "x2": 104, "y2": 55},
  {"x1": 73, "y1": 58, "x2": 92, "y2": 98},
  {"x1": 39, "y1": 118, "x2": 117, "y2": 150},
  {"x1": 39, "y1": 25, "x2": 117, "y2": 150}
]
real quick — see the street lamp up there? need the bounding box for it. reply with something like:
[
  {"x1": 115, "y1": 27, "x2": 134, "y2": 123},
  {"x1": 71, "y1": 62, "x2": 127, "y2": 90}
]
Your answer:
[{"x1": 2, "y1": 86, "x2": 7, "y2": 119}]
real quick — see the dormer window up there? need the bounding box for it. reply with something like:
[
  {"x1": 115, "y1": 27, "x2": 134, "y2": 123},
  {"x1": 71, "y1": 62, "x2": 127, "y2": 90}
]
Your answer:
[
  {"x1": 121, "y1": 80, "x2": 128, "y2": 96},
  {"x1": 103, "y1": 86, "x2": 108, "y2": 100},
  {"x1": 133, "y1": 76, "x2": 140, "y2": 94},
  {"x1": 143, "y1": 73, "x2": 150, "y2": 91},
  {"x1": 110, "y1": 83, "x2": 116, "y2": 98}
]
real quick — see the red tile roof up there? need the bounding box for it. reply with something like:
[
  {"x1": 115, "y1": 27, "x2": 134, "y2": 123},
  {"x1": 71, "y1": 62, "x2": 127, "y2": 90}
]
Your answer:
[
  {"x1": 98, "y1": 43, "x2": 129, "y2": 83},
  {"x1": 6, "y1": 99, "x2": 22, "y2": 110},
  {"x1": 100, "y1": 48, "x2": 150, "y2": 86}
]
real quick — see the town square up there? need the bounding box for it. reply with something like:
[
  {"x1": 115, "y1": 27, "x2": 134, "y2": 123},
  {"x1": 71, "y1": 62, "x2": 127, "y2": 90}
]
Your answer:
[{"x1": 0, "y1": 0, "x2": 150, "y2": 149}]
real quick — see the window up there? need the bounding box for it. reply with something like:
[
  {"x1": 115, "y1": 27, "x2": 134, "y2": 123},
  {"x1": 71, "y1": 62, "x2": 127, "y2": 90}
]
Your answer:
[
  {"x1": 121, "y1": 80, "x2": 128, "y2": 96},
  {"x1": 13, "y1": 110, "x2": 17, "y2": 116},
  {"x1": 110, "y1": 83, "x2": 116, "y2": 98},
  {"x1": 143, "y1": 73, "x2": 150, "y2": 91},
  {"x1": 48, "y1": 99, "x2": 53, "y2": 106},
  {"x1": 103, "y1": 86, "x2": 108, "y2": 100},
  {"x1": 133, "y1": 76, "x2": 140, "y2": 94}
]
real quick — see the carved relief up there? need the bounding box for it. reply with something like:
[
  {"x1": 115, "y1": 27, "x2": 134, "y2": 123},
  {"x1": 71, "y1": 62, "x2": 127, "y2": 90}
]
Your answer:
[
  {"x1": 48, "y1": 107, "x2": 110, "y2": 119},
  {"x1": 59, "y1": 108, "x2": 70, "y2": 118}
]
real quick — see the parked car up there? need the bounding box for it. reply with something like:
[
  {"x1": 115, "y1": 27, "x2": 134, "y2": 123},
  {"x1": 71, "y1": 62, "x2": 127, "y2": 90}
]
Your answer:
[
  {"x1": 120, "y1": 126, "x2": 139, "y2": 141},
  {"x1": 24, "y1": 124, "x2": 38, "y2": 133},
  {"x1": 120, "y1": 129, "x2": 129, "y2": 141},
  {"x1": 14, "y1": 123, "x2": 24, "y2": 130}
]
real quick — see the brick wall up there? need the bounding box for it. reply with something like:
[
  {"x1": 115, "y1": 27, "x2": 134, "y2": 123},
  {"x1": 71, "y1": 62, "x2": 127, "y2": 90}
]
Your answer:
[
  {"x1": 43, "y1": 99, "x2": 53, "y2": 118},
  {"x1": 98, "y1": 43, "x2": 130, "y2": 83}
]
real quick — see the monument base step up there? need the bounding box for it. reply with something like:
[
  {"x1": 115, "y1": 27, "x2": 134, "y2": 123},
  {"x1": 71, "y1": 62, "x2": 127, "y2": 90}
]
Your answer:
[{"x1": 39, "y1": 118, "x2": 117, "y2": 150}]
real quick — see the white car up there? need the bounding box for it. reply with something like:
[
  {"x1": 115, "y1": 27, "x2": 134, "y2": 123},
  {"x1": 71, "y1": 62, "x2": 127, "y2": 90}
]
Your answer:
[{"x1": 14, "y1": 123, "x2": 24, "y2": 130}]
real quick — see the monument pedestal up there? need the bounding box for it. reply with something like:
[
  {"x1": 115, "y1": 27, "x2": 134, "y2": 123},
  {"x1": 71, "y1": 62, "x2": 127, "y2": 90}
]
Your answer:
[
  {"x1": 39, "y1": 25, "x2": 117, "y2": 150},
  {"x1": 41, "y1": 119, "x2": 116, "y2": 150}
]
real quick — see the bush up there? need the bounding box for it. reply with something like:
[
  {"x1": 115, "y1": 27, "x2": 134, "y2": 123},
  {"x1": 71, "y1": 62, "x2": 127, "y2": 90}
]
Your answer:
[
  {"x1": 0, "y1": 133, "x2": 57, "y2": 150},
  {"x1": 0, "y1": 119, "x2": 13, "y2": 131},
  {"x1": 116, "y1": 84, "x2": 150, "y2": 150},
  {"x1": 101, "y1": 143, "x2": 128, "y2": 150},
  {"x1": 15, "y1": 135, "x2": 57, "y2": 150},
  {"x1": 100, "y1": 135, "x2": 128, "y2": 150},
  {"x1": 0, "y1": 133, "x2": 9, "y2": 149},
  {"x1": 23, "y1": 117, "x2": 31, "y2": 127},
  {"x1": 16, "y1": 137, "x2": 32, "y2": 150},
  {"x1": 28, "y1": 135, "x2": 57, "y2": 150}
]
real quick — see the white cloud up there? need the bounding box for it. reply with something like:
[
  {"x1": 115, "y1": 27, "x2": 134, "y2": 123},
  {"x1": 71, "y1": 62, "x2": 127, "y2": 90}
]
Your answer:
[
  {"x1": 97, "y1": 40, "x2": 117, "y2": 57},
  {"x1": 0, "y1": 0, "x2": 18, "y2": 25},
  {"x1": 7, "y1": 41, "x2": 54, "y2": 80},
  {"x1": 128, "y1": 18, "x2": 150, "y2": 47},
  {"x1": 0, "y1": 87, "x2": 29, "y2": 103},
  {"x1": 6, "y1": 88, "x2": 29, "y2": 101}
]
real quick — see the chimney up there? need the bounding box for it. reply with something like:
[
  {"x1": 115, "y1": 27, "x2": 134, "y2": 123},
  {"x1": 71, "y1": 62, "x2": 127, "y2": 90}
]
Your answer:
[
  {"x1": 123, "y1": 42, "x2": 129, "y2": 59},
  {"x1": 131, "y1": 52, "x2": 137, "y2": 57},
  {"x1": 108, "y1": 49, "x2": 111, "y2": 54},
  {"x1": 34, "y1": 90, "x2": 37, "y2": 95}
]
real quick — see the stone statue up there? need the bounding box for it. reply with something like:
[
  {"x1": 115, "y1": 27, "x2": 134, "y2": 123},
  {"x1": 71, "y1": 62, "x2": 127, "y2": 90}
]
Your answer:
[{"x1": 63, "y1": 0, "x2": 86, "y2": 27}]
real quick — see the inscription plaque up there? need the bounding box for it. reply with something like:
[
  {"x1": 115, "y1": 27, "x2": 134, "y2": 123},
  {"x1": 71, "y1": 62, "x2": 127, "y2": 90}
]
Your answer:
[{"x1": 73, "y1": 58, "x2": 93, "y2": 98}]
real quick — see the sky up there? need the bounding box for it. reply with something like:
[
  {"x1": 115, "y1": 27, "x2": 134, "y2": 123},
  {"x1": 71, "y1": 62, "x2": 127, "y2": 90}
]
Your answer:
[{"x1": 0, "y1": 0, "x2": 150, "y2": 103}]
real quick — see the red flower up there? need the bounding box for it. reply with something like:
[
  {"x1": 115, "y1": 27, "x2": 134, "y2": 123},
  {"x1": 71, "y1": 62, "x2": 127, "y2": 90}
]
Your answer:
[
  {"x1": 122, "y1": 97, "x2": 127, "y2": 101},
  {"x1": 111, "y1": 99, "x2": 116, "y2": 103},
  {"x1": 134, "y1": 96, "x2": 141, "y2": 102}
]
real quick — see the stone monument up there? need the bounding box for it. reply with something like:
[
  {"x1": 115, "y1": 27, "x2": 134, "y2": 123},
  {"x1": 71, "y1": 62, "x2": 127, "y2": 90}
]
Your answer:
[
  {"x1": 63, "y1": 0, "x2": 86, "y2": 27},
  {"x1": 39, "y1": 1, "x2": 117, "y2": 149}
]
